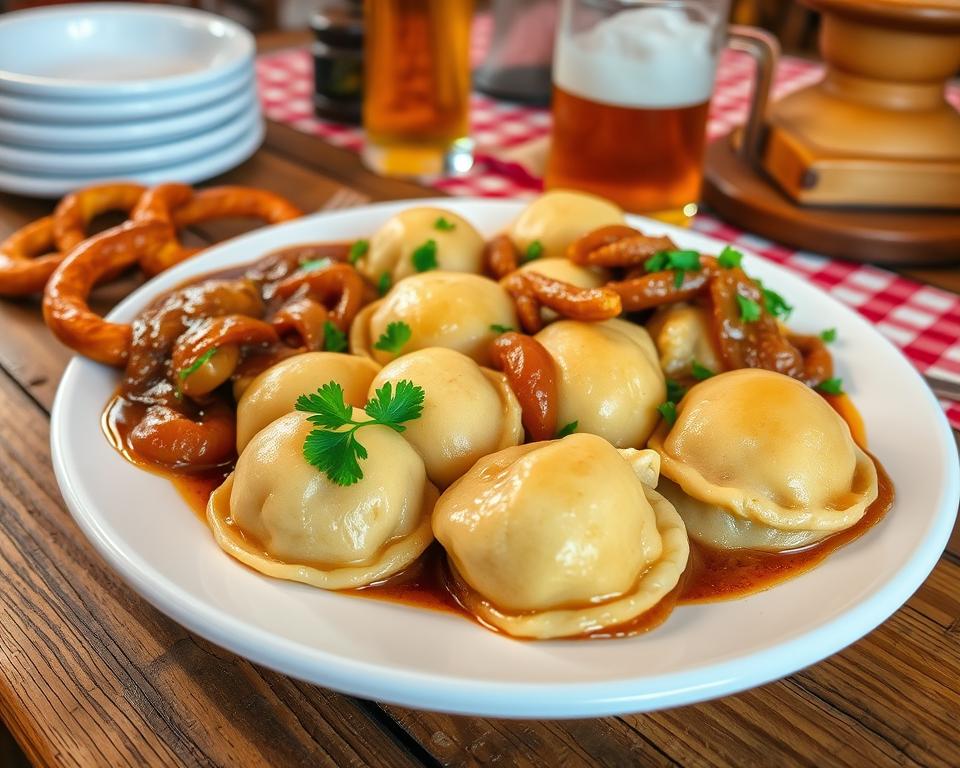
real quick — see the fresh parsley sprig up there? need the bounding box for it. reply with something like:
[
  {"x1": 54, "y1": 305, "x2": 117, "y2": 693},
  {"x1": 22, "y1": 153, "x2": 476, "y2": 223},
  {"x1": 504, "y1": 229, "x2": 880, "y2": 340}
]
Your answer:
[
  {"x1": 691, "y1": 360, "x2": 715, "y2": 381},
  {"x1": 349, "y1": 239, "x2": 369, "y2": 264},
  {"x1": 412, "y1": 239, "x2": 438, "y2": 272},
  {"x1": 666, "y1": 379, "x2": 687, "y2": 402},
  {"x1": 817, "y1": 377, "x2": 845, "y2": 395},
  {"x1": 489, "y1": 323, "x2": 514, "y2": 334},
  {"x1": 179, "y1": 347, "x2": 218, "y2": 381},
  {"x1": 556, "y1": 420, "x2": 578, "y2": 438},
  {"x1": 645, "y1": 249, "x2": 702, "y2": 288},
  {"x1": 657, "y1": 401, "x2": 678, "y2": 426},
  {"x1": 300, "y1": 257, "x2": 332, "y2": 272},
  {"x1": 717, "y1": 246, "x2": 743, "y2": 269},
  {"x1": 434, "y1": 216, "x2": 456, "y2": 231},
  {"x1": 323, "y1": 321, "x2": 348, "y2": 353},
  {"x1": 820, "y1": 328, "x2": 837, "y2": 343},
  {"x1": 374, "y1": 321, "x2": 412, "y2": 354},
  {"x1": 298, "y1": 380, "x2": 425, "y2": 486},
  {"x1": 522, "y1": 240, "x2": 543, "y2": 263},
  {"x1": 377, "y1": 272, "x2": 392, "y2": 296}
]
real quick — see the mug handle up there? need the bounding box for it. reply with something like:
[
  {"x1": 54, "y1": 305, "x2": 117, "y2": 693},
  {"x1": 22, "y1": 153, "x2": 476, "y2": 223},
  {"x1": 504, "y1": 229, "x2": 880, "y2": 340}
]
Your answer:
[{"x1": 726, "y1": 25, "x2": 781, "y2": 170}]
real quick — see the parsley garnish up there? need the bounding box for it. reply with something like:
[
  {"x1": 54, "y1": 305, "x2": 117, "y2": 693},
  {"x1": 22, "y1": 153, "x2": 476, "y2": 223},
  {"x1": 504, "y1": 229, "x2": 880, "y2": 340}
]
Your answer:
[
  {"x1": 556, "y1": 421, "x2": 578, "y2": 438},
  {"x1": 434, "y1": 216, "x2": 456, "y2": 231},
  {"x1": 489, "y1": 323, "x2": 514, "y2": 334},
  {"x1": 666, "y1": 379, "x2": 687, "y2": 402},
  {"x1": 691, "y1": 360, "x2": 715, "y2": 381},
  {"x1": 522, "y1": 240, "x2": 543, "y2": 263},
  {"x1": 298, "y1": 380, "x2": 425, "y2": 486},
  {"x1": 817, "y1": 377, "x2": 845, "y2": 395},
  {"x1": 412, "y1": 239, "x2": 438, "y2": 272},
  {"x1": 657, "y1": 401, "x2": 678, "y2": 426},
  {"x1": 373, "y1": 321, "x2": 412, "y2": 354},
  {"x1": 178, "y1": 347, "x2": 217, "y2": 381},
  {"x1": 820, "y1": 328, "x2": 837, "y2": 343},
  {"x1": 760, "y1": 283, "x2": 793, "y2": 320},
  {"x1": 718, "y1": 246, "x2": 744, "y2": 269},
  {"x1": 300, "y1": 257, "x2": 332, "y2": 272},
  {"x1": 377, "y1": 272, "x2": 392, "y2": 296},
  {"x1": 736, "y1": 294, "x2": 762, "y2": 323},
  {"x1": 645, "y1": 249, "x2": 702, "y2": 287},
  {"x1": 349, "y1": 239, "x2": 369, "y2": 264},
  {"x1": 323, "y1": 321, "x2": 348, "y2": 353}
]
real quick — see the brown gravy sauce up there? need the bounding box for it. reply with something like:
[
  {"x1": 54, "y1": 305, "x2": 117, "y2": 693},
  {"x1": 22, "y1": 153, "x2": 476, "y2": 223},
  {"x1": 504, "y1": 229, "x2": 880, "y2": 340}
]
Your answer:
[{"x1": 103, "y1": 386, "x2": 895, "y2": 639}]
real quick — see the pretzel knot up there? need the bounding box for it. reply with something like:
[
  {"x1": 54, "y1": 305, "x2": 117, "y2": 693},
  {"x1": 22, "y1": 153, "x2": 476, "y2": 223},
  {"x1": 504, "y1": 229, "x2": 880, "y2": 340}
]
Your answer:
[
  {"x1": 501, "y1": 271, "x2": 622, "y2": 333},
  {"x1": 271, "y1": 262, "x2": 366, "y2": 332},
  {"x1": 132, "y1": 183, "x2": 304, "y2": 276},
  {"x1": 0, "y1": 182, "x2": 146, "y2": 296},
  {"x1": 42, "y1": 220, "x2": 175, "y2": 367}
]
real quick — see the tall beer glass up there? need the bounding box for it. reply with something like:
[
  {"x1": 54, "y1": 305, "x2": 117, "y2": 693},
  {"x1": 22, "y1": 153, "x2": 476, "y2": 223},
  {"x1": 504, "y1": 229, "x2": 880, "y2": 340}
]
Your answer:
[
  {"x1": 363, "y1": 0, "x2": 474, "y2": 177},
  {"x1": 546, "y1": 0, "x2": 727, "y2": 224}
]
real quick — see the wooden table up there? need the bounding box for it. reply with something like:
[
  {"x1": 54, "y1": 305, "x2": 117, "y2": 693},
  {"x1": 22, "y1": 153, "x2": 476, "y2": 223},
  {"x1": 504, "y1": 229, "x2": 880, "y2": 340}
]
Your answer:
[{"x1": 1, "y1": 32, "x2": 959, "y2": 768}]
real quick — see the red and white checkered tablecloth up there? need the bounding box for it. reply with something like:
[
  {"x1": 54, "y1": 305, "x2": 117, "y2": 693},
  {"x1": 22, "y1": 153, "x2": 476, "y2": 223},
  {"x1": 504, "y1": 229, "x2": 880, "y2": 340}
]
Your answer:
[{"x1": 256, "y1": 43, "x2": 960, "y2": 430}]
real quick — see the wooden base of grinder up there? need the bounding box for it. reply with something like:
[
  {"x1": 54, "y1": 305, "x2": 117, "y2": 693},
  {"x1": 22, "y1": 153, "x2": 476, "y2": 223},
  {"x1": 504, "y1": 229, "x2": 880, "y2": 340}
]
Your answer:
[{"x1": 702, "y1": 133, "x2": 960, "y2": 266}]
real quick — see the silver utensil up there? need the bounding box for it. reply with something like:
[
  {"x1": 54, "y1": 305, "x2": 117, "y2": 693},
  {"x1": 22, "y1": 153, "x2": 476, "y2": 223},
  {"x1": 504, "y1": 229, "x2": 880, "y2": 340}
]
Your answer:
[{"x1": 924, "y1": 372, "x2": 960, "y2": 402}]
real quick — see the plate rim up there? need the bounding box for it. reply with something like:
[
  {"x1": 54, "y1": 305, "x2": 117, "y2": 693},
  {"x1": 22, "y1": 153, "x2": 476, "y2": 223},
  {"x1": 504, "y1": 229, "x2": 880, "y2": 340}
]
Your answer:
[
  {"x1": 0, "y1": 3, "x2": 254, "y2": 98},
  {"x1": 49, "y1": 198, "x2": 960, "y2": 717}
]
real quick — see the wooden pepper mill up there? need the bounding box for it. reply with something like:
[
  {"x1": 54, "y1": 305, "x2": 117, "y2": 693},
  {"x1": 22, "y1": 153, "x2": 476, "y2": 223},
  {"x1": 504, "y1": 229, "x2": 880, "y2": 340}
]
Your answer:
[{"x1": 704, "y1": 0, "x2": 960, "y2": 264}]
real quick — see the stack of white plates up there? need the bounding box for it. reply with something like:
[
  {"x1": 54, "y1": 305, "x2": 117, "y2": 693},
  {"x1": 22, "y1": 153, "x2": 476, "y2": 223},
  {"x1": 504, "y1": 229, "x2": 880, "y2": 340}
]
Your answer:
[{"x1": 0, "y1": 3, "x2": 263, "y2": 198}]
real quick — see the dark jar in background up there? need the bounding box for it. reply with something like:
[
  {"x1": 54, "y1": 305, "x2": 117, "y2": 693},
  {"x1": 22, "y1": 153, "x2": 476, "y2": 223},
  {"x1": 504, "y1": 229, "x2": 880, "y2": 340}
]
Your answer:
[{"x1": 311, "y1": 0, "x2": 364, "y2": 124}]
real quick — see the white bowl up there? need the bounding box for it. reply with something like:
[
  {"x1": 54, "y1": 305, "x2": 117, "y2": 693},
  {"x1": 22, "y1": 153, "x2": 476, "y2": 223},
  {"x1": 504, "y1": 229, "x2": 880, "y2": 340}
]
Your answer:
[
  {"x1": 0, "y1": 4, "x2": 254, "y2": 99},
  {"x1": 49, "y1": 199, "x2": 959, "y2": 717},
  {"x1": 0, "y1": 108, "x2": 260, "y2": 175},
  {"x1": 0, "y1": 68, "x2": 252, "y2": 125},
  {"x1": 0, "y1": 117, "x2": 264, "y2": 198},
  {"x1": 0, "y1": 86, "x2": 256, "y2": 150}
]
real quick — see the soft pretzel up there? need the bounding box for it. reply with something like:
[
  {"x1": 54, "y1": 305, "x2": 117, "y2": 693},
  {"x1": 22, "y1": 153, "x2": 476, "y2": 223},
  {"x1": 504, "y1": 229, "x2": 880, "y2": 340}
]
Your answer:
[
  {"x1": 272, "y1": 262, "x2": 366, "y2": 332},
  {"x1": 501, "y1": 271, "x2": 622, "y2": 333},
  {"x1": 42, "y1": 220, "x2": 174, "y2": 367},
  {"x1": 0, "y1": 182, "x2": 146, "y2": 296},
  {"x1": 133, "y1": 183, "x2": 303, "y2": 276}
]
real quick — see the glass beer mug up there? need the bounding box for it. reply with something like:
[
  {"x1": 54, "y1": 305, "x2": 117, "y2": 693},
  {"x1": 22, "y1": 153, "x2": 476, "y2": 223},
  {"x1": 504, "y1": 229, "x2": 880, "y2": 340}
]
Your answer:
[
  {"x1": 545, "y1": 0, "x2": 776, "y2": 225},
  {"x1": 362, "y1": 0, "x2": 475, "y2": 177}
]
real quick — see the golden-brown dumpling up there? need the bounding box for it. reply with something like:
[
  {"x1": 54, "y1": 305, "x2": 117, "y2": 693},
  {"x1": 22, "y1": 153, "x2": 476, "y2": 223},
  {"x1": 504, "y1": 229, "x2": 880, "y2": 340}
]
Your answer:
[
  {"x1": 235, "y1": 352, "x2": 380, "y2": 452},
  {"x1": 356, "y1": 207, "x2": 484, "y2": 284},
  {"x1": 208, "y1": 410, "x2": 437, "y2": 589},
  {"x1": 350, "y1": 271, "x2": 518, "y2": 366},
  {"x1": 648, "y1": 369, "x2": 879, "y2": 551},
  {"x1": 646, "y1": 302, "x2": 722, "y2": 378},
  {"x1": 369, "y1": 348, "x2": 523, "y2": 488},
  {"x1": 507, "y1": 190, "x2": 625, "y2": 260},
  {"x1": 433, "y1": 434, "x2": 688, "y2": 639},
  {"x1": 535, "y1": 319, "x2": 666, "y2": 447}
]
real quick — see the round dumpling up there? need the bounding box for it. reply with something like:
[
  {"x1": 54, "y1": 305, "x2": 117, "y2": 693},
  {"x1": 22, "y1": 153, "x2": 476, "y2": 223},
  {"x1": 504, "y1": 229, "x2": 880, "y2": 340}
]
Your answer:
[
  {"x1": 535, "y1": 319, "x2": 666, "y2": 447},
  {"x1": 646, "y1": 302, "x2": 722, "y2": 378},
  {"x1": 349, "y1": 271, "x2": 518, "y2": 367},
  {"x1": 208, "y1": 410, "x2": 437, "y2": 589},
  {"x1": 507, "y1": 190, "x2": 625, "y2": 260},
  {"x1": 517, "y1": 257, "x2": 608, "y2": 288},
  {"x1": 236, "y1": 352, "x2": 380, "y2": 452},
  {"x1": 433, "y1": 434, "x2": 688, "y2": 639},
  {"x1": 369, "y1": 348, "x2": 523, "y2": 488},
  {"x1": 648, "y1": 369, "x2": 879, "y2": 550},
  {"x1": 357, "y1": 207, "x2": 484, "y2": 284}
]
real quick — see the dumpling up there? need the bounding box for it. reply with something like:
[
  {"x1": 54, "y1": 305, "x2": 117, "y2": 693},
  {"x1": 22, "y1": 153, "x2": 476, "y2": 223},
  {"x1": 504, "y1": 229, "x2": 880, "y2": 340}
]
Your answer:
[
  {"x1": 236, "y1": 352, "x2": 380, "y2": 452},
  {"x1": 646, "y1": 302, "x2": 722, "y2": 378},
  {"x1": 433, "y1": 434, "x2": 688, "y2": 639},
  {"x1": 208, "y1": 410, "x2": 437, "y2": 589},
  {"x1": 648, "y1": 369, "x2": 879, "y2": 551},
  {"x1": 349, "y1": 271, "x2": 518, "y2": 367},
  {"x1": 507, "y1": 190, "x2": 625, "y2": 260},
  {"x1": 369, "y1": 348, "x2": 523, "y2": 488},
  {"x1": 535, "y1": 319, "x2": 666, "y2": 447},
  {"x1": 356, "y1": 207, "x2": 484, "y2": 284},
  {"x1": 517, "y1": 257, "x2": 608, "y2": 288}
]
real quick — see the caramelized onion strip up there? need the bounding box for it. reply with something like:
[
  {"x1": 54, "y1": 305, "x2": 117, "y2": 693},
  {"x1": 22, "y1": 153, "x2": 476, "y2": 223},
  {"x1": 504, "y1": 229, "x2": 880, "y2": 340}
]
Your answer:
[
  {"x1": 489, "y1": 332, "x2": 558, "y2": 441},
  {"x1": 272, "y1": 262, "x2": 366, "y2": 331}
]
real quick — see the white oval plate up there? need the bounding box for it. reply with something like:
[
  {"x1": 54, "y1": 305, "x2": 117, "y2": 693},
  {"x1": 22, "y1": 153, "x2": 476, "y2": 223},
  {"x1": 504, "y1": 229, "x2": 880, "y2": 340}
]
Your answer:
[
  {"x1": 0, "y1": 69, "x2": 252, "y2": 125},
  {"x1": 50, "y1": 199, "x2": 959, "y2": 718},
  {"x1": 0, "y1": 117, "x2": 263, "y2": 199},
  {"x1": 0, "y1": 85, "x2": 255, "y2": 150},
  {"x1": 0, "y1": 4, "x2": 253, "y2": 99},
  {"x1": 0, "y1": 108, "x2": 260, "y2": 175}
]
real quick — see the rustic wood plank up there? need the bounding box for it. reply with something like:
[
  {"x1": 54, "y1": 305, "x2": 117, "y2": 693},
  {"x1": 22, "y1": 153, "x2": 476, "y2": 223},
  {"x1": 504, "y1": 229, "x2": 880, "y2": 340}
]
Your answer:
[{"x1": 0, "y1": 366, "x2": 424, "y2": 768}]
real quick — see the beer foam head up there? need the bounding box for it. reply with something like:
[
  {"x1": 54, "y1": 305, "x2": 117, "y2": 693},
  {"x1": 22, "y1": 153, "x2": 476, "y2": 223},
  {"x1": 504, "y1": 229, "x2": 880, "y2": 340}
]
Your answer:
[{"x1": 554, "y1": 6, "x2": 719, "y2": 108}]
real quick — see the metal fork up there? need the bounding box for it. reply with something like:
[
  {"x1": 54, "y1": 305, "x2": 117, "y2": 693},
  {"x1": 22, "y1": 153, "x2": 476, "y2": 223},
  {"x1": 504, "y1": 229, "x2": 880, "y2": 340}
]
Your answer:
[
  {"x1": 320, "y1": 187, "x2": 370, "y2": 212},
  {"x1": 925, "y1": 372, "x2": 960, "y2": 402}
]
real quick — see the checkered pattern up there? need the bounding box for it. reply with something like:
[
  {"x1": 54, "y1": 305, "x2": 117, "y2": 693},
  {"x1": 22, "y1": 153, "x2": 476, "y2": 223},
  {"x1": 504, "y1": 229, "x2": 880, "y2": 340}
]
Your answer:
[{"x1": 256, "y1": 35, "x2": 960, "y2": 429}]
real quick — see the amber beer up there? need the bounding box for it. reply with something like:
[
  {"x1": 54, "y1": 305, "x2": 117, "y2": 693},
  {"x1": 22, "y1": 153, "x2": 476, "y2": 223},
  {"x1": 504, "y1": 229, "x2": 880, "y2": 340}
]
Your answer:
[
  {"x1": 362, "y1": 0, "x2": 474, "y2": 176},
  {"x1": 545, "y1": 2, "x2": 722, "y2": 223}
]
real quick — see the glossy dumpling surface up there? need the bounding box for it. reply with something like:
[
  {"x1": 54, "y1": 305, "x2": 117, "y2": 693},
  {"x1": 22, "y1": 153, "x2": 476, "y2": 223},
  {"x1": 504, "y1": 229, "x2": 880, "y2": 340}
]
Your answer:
[
  {"x1": 649, "y1": 369, "x2": 878, "y2": 536},
  {"x1": 507, "y1": 190, "x2": 625, "y2": 260},
  {"x1": 433, "y1": 434, "x2": 688, "y2": 639},
  {"x1": 208, "y1": 410, "x2": 437, "y2": 589},
  {"x1": 535, "y1": 319, "x2": 666, "y2": 447},
  {"x1": 357, "y1": 207, "x2": 484, "y2": 284},
  {"x1": 369, "y1": 348, "x2": 523, "y2": 488},
  {"x1": 235, "y1": 352, "x2": 380, "y2": 452},
  {"x1": 646, "y1": 302, "x2": 722, "y2": 378},
  {"x1": 350, "y1": 271, "x2": 518, "y2": 366}
]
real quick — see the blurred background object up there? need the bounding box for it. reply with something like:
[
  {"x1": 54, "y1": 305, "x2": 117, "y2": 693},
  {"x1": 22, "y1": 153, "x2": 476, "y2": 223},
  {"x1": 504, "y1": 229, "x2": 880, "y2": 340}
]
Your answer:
[{"x1": 311, "y1": 0, "x2": 363, "y2": 122}]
